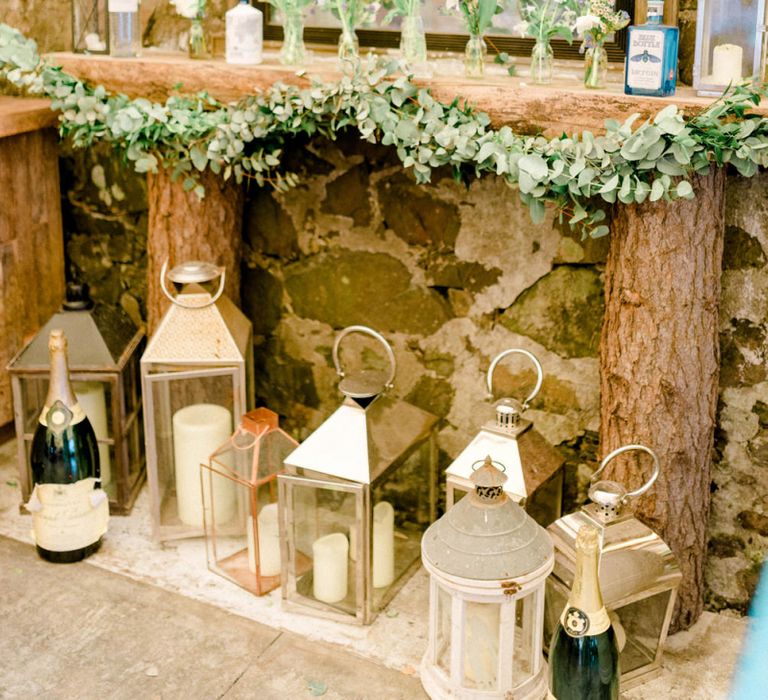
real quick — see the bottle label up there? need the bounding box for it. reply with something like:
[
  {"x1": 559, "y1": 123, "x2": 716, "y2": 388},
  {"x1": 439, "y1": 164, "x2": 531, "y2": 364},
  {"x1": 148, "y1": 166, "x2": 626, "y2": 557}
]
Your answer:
[
  {"x1": 28, "y1": 478, "x2": 109, "y2": 552},
  {"x1": 109, "y1": 0, "x2": 138, "y2": 12},
  {"x1": 561, "y1": 605, "x2": 611, "y2": 638},
  {"x1": 626, "y1": 29, "x2": 664, "y2": 90}
]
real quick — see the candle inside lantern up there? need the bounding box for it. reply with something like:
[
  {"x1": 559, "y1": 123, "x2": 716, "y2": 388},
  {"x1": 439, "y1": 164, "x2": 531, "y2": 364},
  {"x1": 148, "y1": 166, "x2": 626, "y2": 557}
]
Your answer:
[
  {"x1": 312, "y1": 532, "x2": 349, "y2": 603},
  {"x1": 711, "y1": 43, "x2": 743, "y2": 85},
  {"x1": 257, "y1": 502, "x2": 281, "y2": 577},
  {"x1": 74, "y1": 381, "x2": 111, "y2": 487},
  {"x1": 373, "y1": 501, "x2": 395, "y2": 589},
  {"x1": 464, "y1": 602, "x2": 500, "y2": 688},
  {"x1": 172, "y1": 403, "x2": 236, "y2": 527}
]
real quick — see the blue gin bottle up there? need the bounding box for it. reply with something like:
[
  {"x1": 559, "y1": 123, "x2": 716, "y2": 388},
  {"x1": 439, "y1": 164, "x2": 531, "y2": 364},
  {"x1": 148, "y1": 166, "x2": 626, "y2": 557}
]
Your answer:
[{"x1": 624, "y1": 0, "x2": 679, "y2": 97}]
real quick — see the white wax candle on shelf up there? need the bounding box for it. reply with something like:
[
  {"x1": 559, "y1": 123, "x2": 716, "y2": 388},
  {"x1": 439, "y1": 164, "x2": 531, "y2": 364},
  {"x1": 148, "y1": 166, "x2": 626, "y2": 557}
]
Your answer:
[
  {"x1": 74, "y1": 381, "x2": 112, "y2": 487},
  {"x1": 373, "y1": 501, "x2": 395, "y2": 589},
  {"x1": 257, "y1": 503, "x2": 281, "y2": 577},
  {"x1": 711, "y1": 44, "x2": 743, "y2": 85},
  {"x1": 312, "y1": 532, "x2": 349, "y2": 603},
  {"x1": 246, "y1": 515, "x2": 257, "y2": 573},
  {"x1": 172, "y1": 403, "x2": 235, "y2": 527}
]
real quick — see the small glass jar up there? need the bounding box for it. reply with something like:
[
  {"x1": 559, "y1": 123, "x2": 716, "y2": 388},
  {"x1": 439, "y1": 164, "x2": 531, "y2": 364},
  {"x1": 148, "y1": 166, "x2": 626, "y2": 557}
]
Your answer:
[
  {"x1": 338, "y1": 28, "x2": 359, "y2": 64},
  {"x1": 108, "y1": 0, "x2": 141, "y2": 57},
  {"x1": 188, "y1": 16, "x2": 212, "y2": 59},
  {"x1": 464, "y1": 33, "x2": 487, "y2": 78},
  {"x1": 280, "y1": 8, "x2": 306, "y2": 65},
  {"x1": 400, "y1": 15, "x2": 427, "y2": 65},
  {"x1": 530, "y1": 40, "x2": 554, "y2": 85},
  {"x1": 584, "y1": 42, "x2": 608, "y2": 89}
]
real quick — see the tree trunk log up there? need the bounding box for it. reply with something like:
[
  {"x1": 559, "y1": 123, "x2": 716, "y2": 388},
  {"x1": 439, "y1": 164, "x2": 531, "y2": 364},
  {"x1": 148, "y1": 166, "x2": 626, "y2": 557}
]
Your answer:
[
  {"x1": 146, "y1": 168, "x2": 244, "y2": 333},
  {"x1": 600, "y1": 168, "x2": 726, "y2": 632}
]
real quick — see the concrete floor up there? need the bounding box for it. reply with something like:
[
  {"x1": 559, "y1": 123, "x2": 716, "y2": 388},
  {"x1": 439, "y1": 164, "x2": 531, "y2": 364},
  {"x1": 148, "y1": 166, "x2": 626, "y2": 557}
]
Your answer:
[{"x1": 0, "y1": 435, "x2": 750, "y2": 699}]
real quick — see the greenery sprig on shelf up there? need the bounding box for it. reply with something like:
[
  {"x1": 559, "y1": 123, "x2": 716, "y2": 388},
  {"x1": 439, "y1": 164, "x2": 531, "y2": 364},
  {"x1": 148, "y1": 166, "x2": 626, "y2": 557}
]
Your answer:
[{"x1": 1, "y1": 22, "x2": 767, "y2": 238}]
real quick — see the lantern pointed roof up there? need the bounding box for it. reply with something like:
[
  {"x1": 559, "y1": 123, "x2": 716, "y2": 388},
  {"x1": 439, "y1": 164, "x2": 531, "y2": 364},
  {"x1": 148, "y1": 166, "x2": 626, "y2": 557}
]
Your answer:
[
  {"x1": 9, "y1": 305, "x2": 139, "y2": 371},
  {"x1": 284, "y1": 395, "x2": 440, "y2": 485},
  {"x1": 142, "y1": 290, "x2": 250, "y2": 364}
]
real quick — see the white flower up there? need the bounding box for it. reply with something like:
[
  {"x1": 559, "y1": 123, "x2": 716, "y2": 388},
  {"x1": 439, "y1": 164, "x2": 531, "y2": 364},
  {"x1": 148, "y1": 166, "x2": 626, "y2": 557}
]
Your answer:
[
  {"x1": 513, "y1": 21, "x2": 529, "y2": 37},
  {"x1": 575, "y1": 14, "x2": 601, "y2": 35},
  {"x1": 171, "y1": 0, "x2": 199, "y2": 18}
]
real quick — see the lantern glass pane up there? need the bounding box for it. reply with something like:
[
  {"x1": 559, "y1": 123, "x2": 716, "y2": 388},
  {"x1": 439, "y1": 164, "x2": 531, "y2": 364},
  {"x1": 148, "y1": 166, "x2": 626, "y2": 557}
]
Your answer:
[
  {"x1": 72, "y1": 0, "x2": 108, "y2": 53},
  {"x1": 698, "y1": 0, "x2": 762, "y2": 86},
  {"x1": 513, "y1": 591, "x2": 536, "y2": 684},
  {"x1": 286, "y1": 480, "x2": 360, "y2": 617},
  {"x1": 125, "y1": 401, "x2": 144, "y2": 484},
  {"x1": 463, "y1": 601, "x2": 500, "y2": 690},
  {"x1": 19, "y1": 376, "x2": 47, "y2": 434},
  {"x1": 544, "y1": 579, "x2": 569, "y2": 652},
  {"x1": 612, "y1": 590, "x2": 671, "y2": 673},
  {"x1": 435, "y1": 584, "x2": 451, "y2": 673},
  {"x1": 122, "y1": 350, "x2": 142, "y2": 419},
  {"x1": 73, "y1": 380, "x2": 114, "y2": 484},
  {"x1": 149, "y1": 372, "x2": 236, "y2": 528},
  {"x1": 371, "y1": 444, "x2": 433, "y2": 607},
  {"x1": 258, "y1": 431, "x2": 295, "y2": 481}
]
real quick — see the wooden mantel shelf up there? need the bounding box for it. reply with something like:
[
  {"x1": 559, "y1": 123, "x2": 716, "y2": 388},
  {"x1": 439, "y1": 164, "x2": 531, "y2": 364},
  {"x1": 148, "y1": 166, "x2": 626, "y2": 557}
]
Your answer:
[{"x1": 49, "y1": 49, "x2": 766, "y2": 136}]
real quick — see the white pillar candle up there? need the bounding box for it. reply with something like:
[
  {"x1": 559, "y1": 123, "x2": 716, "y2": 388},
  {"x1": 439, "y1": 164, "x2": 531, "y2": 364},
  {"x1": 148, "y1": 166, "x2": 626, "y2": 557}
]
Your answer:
[
  {"x1": 172, "y1": 403, "x2": 235, "y2": 527},
  {"x1": 373, "y1": 501, "x2": 395, "y2": 589},
  {"x1": 74, "y1": 381, "x2": 112, "y2": 487},
  {"x1": 711, "y1": 44, "x2": 743, "y2": 85},
  {"x1": 312, "y1": 532, "x2": 348, "y2": 603},
  {"x1": 257, "y1": 502, "x2": 281, "y2": 577},
  {"x1": 464, "y1": 602, "x2": 501, "y2": 688}
]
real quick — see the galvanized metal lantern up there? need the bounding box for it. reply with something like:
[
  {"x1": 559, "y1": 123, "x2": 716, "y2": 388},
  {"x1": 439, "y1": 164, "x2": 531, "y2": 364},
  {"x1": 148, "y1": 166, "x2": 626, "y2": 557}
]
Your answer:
[
  {"x1": 421, "y1": 456, "x2": 554, "y2": 700},
  {"x1": 279, "y1": 325, "x2": 440, "y2": 625},
  {"x1": 545, "y1": 445, "x2": 682, "y2": 689},
  {"x1": 445, "y1": 348, "x2": 564, "y2": 527},
  {"x1": 693, "y1": 0, "x2": 766, "y2": 95},
  {"x1": 8, "y1": 282, "x2": 145, "y2": 514},
  {"x1": 202, "y1": 408, "x2": 298, "y2": 596},
  {"x1": 141, "y1": 260, "x2": 254, "y2": 541}
]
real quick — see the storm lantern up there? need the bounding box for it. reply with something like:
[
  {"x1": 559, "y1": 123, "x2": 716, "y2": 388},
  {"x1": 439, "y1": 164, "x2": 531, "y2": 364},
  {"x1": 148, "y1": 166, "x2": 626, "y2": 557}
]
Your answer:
[
  {"x1": 421, "y1": 456, "x2": 554, "y2": 700},
  {"x1": 8, "y1": 282, "x2": 145, "y2": 514},
  {"x1": 445, "y1": 348, "x2": 564, "y2": 527},
  {"x1": 544, "y1": 444, "x2": 682, "y2": 689},
  {"x1": 279, "y1": 325, "x2": 440, "y2": 625},
  {"x1": 202, "y1": 408, "x2": 298, "y2": 596},
  {"x1": 141, "y1": 261, "x2": 253, "y2": 541},
  {"x1": 693, "y1": 0, "x2": 766, "y2": 95}
]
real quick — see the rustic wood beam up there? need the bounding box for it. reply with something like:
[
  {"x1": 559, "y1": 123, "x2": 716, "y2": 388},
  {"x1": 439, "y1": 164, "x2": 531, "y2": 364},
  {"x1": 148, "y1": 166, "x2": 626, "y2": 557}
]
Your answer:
[
  {"x1": 146, "y1": 168, "x2": 244, "y2": 334},
  {"x1": 600, "y1": 167, "x2": 726, "y2": 631}
]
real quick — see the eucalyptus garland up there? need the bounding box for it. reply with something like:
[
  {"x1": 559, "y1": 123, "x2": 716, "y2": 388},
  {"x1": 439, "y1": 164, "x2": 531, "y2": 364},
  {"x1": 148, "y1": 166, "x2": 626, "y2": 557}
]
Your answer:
[{"x1": 2, "y1": 23, "x2": 767, "y2": 238}]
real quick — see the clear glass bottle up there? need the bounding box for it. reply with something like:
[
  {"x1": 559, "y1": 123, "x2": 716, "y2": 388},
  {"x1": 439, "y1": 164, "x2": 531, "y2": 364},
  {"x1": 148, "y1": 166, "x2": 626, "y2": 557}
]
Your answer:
[
  {"x1": 531, "y1": 39, "x2": 554, "y2": 84},
  {"x1": 188, "y1": 16, "x2": 212, "y2": 60},
  {"x1": 280, "y1": 8, "x2": 306, "y2": 66},
  {"x1": 226, "y1": 0, "x2": 263, "y2": 65},
  {"x1": 108, "y1": 0, "x2": 140, "y2": 57},
  {"x1": 584, "y1": 42, "x2": 608, "y2": 89},
  {"x1": 464, "y1": 33, "x2": 487, "y2": 78},
  {"x1": 400, "y1": 15, "x2": 427, "y2": 66},
  {"x1": 624, "y1": 0, "x2": 679, "y2": 97}
]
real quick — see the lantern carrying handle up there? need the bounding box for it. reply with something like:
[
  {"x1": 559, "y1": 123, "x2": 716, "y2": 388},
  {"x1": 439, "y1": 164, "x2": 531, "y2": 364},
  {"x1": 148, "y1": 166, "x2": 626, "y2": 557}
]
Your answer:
[
  {"x1": 590, "y1": 444, "x2": 660, "y2": 501},
  {"x1": 332, "y1": 325, "x2": 397, "y2": 390},
  {"x1": 485, "y1": 348, "x2": 543, "y2": 411},
  {"x1": 160, "y1": 259, "x2": 226, "y2": 309}
]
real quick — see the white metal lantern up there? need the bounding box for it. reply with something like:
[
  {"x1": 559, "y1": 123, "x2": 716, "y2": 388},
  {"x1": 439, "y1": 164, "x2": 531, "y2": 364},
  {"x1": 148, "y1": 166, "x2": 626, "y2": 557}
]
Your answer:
[
  {"x1": 421, "y1": 456, "x2": 554, "y2": 700},
  {"x1": 141, "y1": 261, "x2": 254, "y2": 541},
  {"x1": 279, "y1": 325, "x2": 440, "y2": 625},
  {"x1": 445, "y1": 349, "x2": 564, "y2": 527},
  {"x1": 544, "y1": 445, "x2": 682, "y2": 689},
  {"x1": 693, "y1": 0, "x2": 766, "y2": 95}
]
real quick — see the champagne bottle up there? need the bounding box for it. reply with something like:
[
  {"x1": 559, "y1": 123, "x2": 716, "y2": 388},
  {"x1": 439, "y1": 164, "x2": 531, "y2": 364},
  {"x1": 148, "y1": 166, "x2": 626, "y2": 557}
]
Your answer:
[
  {"x1": 548, "y1": 524, "x2": 619, "y2": 700},
  {"x1": 28, "y1": 330, "x2": 109, "y2": 563}
]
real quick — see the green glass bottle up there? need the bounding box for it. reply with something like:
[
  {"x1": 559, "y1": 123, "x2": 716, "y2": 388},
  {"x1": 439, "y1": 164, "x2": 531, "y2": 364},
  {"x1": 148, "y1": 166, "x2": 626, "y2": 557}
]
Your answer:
[{"x1": 548, "y1": 524, "x2": 619, "y2": 700}]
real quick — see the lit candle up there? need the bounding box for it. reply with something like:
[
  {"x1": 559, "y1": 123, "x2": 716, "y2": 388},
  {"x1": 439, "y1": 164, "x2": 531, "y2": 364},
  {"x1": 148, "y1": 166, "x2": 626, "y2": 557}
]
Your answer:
[
  {"x1": 172, "y1": 403, "x2": 235, "y2": 527},
  {"x1": 464, "y1": 602, "x2": 500, "y2": 688},
  {"x1": 257, "y1": 502, "x2": 281, "y2": 576},
  {"x1": 711, "y1": 44, "x2": 743, "y2": 85},
  {"x1": 74, "y1": 381, "x2": 111, "y2": 487},
  {"x1": 373, "y1": 501, "x2": 395, "y2": 589},
  {"x1": 312, "y1": 532, "x2": 348, "y2": 603}
]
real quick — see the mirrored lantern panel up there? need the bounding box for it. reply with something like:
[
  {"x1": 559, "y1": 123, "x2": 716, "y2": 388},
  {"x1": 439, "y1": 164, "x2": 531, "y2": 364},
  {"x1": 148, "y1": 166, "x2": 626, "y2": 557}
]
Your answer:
[
  {"x1": 279, "y1": 474, "x2": 363, "y2": 620},
  {"x1": 203, "y1": 412, "x2": 297, "y2": 596},
  {"x1": 694, "y1": 0, "x2": 766, "y2": 94},
  {"x1": 8, "y1": 286, "x2": 146, "y2": 515},
  {"x1": 145, "y1": 369, "x2": 237, "y2": 538}
]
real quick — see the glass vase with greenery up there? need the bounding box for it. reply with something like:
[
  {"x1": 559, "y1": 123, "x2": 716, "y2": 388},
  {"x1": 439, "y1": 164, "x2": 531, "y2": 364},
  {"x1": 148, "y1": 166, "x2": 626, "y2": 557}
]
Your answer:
[
  {"x1": 576, "y1": 0, "x2": 629, "y2": 89},
  {"x1": 444, "y1": 0, "x2": 504, "y2": 78}
]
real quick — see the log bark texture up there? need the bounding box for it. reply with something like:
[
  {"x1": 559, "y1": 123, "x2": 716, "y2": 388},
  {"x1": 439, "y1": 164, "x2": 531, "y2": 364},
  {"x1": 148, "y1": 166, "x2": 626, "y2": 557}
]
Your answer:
[
  {"x1": 146, "y1": 167, "x2": 244, "y2": 333},
  {"x1": 0, "y1": 125, "x2": 65, "y2": 425},
  {"x1": 600, "y1": 168, "x2": 726, "y2": 632}
]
